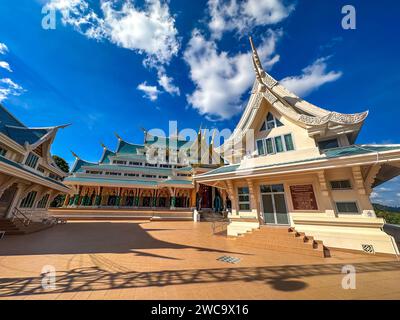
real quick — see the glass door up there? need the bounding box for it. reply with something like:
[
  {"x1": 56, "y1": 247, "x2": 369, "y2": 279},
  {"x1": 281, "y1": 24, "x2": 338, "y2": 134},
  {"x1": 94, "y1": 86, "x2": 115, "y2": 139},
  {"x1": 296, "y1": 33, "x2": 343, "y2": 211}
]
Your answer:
[{"x1": 260, "y1": 184, "x2": 289, "y2": 225}]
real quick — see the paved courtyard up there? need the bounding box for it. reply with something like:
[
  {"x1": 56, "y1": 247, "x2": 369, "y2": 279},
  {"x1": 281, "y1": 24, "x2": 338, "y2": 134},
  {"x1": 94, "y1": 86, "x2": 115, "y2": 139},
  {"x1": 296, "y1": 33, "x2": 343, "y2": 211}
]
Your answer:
[{"x1": 0, "y1": 220, "x2": 399, "y2": 300}]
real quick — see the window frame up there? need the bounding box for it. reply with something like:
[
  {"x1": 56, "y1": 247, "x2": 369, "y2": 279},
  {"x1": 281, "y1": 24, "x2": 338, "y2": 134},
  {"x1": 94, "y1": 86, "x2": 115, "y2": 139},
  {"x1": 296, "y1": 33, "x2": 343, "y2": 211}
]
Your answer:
[
  {"x1": 335, "y1": 201, "x2": 360, "y2": 214},
  {"x1": 25, "y1": 152, "x2": 39, "y2": 169},
  {"x1": 330, "y1": 180, "x2": 353, "y2": 190},
  {"x1": 318, "y1": 138, "x2": 340, "y2": 150},
  {"x1": 256, "y1": 133, "x2": 295, "y2": 156},
  {"x1": 237, "y1": 187, "x2": 251, "y2": 211}
]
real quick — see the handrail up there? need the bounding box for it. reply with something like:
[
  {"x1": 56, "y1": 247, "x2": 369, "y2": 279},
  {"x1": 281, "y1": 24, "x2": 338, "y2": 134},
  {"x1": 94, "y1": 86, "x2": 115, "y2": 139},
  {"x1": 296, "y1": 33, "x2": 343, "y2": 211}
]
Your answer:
[{"x1": 11, "y1": 207, "x2": 31, "y2": 227}]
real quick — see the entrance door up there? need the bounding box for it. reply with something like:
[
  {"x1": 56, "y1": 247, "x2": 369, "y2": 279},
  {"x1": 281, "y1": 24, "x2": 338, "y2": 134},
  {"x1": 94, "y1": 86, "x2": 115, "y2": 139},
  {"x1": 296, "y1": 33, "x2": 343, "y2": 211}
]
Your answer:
[{"x1": 260, "y1": 184, "x2": 289, "y2": 225}]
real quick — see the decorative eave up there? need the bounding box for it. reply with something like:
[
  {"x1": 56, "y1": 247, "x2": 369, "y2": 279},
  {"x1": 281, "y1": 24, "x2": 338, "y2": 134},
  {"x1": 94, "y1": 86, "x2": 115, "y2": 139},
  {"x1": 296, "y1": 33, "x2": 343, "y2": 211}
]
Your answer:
[{"x1": 219, "y1": 38, "x2": 369, "y2": 150}]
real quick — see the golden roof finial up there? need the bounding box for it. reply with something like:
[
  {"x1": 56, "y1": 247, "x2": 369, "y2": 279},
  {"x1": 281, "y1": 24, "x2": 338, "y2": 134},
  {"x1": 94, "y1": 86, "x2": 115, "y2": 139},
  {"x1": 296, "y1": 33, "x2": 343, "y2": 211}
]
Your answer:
[
  {"x1": 100, "y1": 142, "x2": 107, "y2": 149},
  {"x1": 70, "y1": 150, "x2": 80, "y2": 159}
]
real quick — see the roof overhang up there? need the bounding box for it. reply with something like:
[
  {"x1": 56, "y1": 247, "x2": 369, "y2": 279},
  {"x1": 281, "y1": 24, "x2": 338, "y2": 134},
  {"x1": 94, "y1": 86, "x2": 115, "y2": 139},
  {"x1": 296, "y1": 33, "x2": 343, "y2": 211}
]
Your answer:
[
  {"x1": 195, "y1": 149, "x2": 400, "y2": 183},
  {"x1": 0, "y1": 160, "x2": 71, "y2": 193}
]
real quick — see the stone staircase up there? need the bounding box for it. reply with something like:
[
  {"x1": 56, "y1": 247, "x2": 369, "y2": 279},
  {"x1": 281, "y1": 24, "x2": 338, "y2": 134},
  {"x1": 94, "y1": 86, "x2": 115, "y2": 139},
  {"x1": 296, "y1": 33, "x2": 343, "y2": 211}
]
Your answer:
[
  {"x1": 0, "y1": 218, "x2": 53, "y2": 235},
  {"x1": 234, "y1": 226, "x2": 329, "y2": 258}
]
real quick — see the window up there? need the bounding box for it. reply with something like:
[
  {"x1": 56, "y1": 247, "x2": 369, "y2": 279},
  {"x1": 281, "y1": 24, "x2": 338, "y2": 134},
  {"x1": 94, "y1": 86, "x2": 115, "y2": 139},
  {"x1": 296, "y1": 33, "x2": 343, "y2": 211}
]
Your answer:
[
  {"x1": 260, "y1": 113, "x2": 284, "y2": 131},
  {"x1": 330, "y1": 180, "x2": 352, "y2": 190},
  {"x1": 274, "y1": 136, "x2": 284, "y2": 153},
  {"x1": 145, "y1": 163, "x2": 157, "y2": 167},
  {"x1": 257, "y1": 140, "x2": 265, "y2": 156},
  {"x1": 20, "y1": 191, "x2": 37, "y2": 208},
  {"x1": 25, "y1": 153, "x2": 39, "y2": 169},
  {"x1": 129, "y1": 161, "x2": 143, "y2": 166},
  {"x1": 143, "y1": 174, "x2": 157, "y2": 178},
  {"x1": 87, "y1": 171, "x2": 102, "y2": 175},
  {"x1": 124, "y1": 173, "x2": 139, "y2": 177},
  {"x1": 113, "y1": 160, "x2": 127, "y2": 165},
  {"x1": 238, "y1": 187, "x2": 250, "y2": 211},
  {"x1": 37, "y1": 166, "x2": 45, "y2": 173},
  {"x1": 284, "y1": 134, "x2": 294, "y2": 151},
  {"x1": 336, "y1": 202, "x2": 359, "y2": 214},
  {"x1": 37, "y1": 194, "x2": 50, "y2": 209},
  {"x1": 105, "y1": 172, "x2": 121, "y2": 176},
  {"x1": 318, "y1": 138, "x2": 339, "y2": 150},
  {"x1": 159, "y1": 175, "x2": 168, "y2": 179},
  {"x1": 0, "y1": 147, "x2": 7, "y2": 157},
  {"x1": 266, "y1": 138, "x2": 275, "y2": 154},
  {"x1": 160, "y1": 164, "x2": 172, "y2": 168},
  {"x1": 257, "y1": 134, "x2": 295, "y2": 156}
]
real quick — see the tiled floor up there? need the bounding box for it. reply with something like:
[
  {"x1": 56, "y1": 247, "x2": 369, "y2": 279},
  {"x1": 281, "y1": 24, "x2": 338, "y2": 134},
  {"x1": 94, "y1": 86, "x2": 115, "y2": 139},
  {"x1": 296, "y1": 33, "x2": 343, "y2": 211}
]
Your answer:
[{"x1": 0, "y1": 220, "x2": 399, "y2": 300}]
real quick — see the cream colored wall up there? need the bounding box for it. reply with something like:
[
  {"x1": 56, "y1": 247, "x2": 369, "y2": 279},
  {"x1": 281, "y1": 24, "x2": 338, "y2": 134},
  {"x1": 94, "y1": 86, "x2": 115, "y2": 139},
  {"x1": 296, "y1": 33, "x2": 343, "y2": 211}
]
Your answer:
[{"x1": 243, "y1": 102, "x2": 322, "y2": 169}]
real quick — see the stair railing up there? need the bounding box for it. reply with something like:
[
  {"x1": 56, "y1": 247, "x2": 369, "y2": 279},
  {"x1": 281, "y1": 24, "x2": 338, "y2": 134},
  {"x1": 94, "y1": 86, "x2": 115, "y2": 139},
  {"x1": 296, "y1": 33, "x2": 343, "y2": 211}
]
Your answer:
[{"x1": 11, "y1": 207, "x2": 31, "y2": 227}]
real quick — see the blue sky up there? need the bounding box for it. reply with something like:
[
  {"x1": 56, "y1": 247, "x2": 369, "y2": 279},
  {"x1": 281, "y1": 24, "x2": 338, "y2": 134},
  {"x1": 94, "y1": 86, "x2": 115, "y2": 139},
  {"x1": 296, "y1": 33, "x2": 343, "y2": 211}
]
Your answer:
[{"x1": 0, "y1": 0, "x2": 399, "y2": 206}]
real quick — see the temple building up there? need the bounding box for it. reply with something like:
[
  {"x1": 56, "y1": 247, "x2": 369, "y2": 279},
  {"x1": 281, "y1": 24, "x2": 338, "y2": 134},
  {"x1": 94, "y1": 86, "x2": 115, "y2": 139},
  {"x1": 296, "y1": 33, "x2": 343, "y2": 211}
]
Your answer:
[
  {"x1": 194, "y1": 38, "x2": 400, "y2": 256},
  {"x1": 62, "y1": 129, "x2": 224, "y2": 219},
  {"x1": 0, "y1": 104, "x2": 70, "y2": 229}
]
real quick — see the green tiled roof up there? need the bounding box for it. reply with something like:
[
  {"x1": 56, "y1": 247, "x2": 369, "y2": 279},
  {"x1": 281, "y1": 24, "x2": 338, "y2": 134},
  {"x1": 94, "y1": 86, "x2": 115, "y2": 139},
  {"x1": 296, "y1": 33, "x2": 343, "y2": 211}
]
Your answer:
[
  {"x1": 162, "y1": 179, "x2": 193, "y2": 185},
  {"x1": 117, "y1": 140, "x2": 144, "y2": 154},
  {"x1": 65, "y1": 176, "x2": 159, "y2": 186},
  {"x1": 145, "y1": 135, "x2": 193, "y2": 149},
  {"x1": 0, "y1": 155, "x2": 68, "y2": 189},
  {"x1": 64, "y1": 176, "x2": 192, "y2": 187},
  {"x1": 324, "y1": 145, "x2": 400, "y2": 158},
  {"x1": 100, "y1": 149, "x2": 116, "y2": 164},
  {"x1": 81, "y1": 164, "x2": 174, "y2": 175},
  {"x1": 71, "y1": 159, "x2": 97, "y2": 173},
  {"x1": 198, "y1": 145, "x2": 400, "y2": 177}
]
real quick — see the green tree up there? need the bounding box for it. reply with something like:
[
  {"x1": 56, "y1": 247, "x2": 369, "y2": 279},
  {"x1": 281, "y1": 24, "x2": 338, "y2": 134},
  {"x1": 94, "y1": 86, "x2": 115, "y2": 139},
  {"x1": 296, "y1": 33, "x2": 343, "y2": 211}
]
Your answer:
[
  {"x1": 52, "y1": 155, "x2": 69, "y2": 173},
  {"x1": 50, "y1": 155, "x2": 69, "y2": 207}
]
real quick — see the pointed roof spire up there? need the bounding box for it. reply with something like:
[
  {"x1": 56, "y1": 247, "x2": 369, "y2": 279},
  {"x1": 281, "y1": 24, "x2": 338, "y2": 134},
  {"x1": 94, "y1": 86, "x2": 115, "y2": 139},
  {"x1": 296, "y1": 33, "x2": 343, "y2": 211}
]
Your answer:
[
  {"x1": 115, "y1": 132, "x2": 122, "y2": 141},
  {"x1": 71, "y1": 150, "x2": 80, "y2": 159},
  {"x1": 100, "y1": 142, "x2": 107, "y2": 149},
  {"x1": 249, "y1": 36, "x2": 266, "y2": 77}
]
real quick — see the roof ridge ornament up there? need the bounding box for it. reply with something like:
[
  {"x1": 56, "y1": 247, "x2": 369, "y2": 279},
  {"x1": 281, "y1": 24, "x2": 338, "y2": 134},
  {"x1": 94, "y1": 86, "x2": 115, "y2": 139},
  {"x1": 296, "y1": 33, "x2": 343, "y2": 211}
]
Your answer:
[
  {"x1": 71, "y1": 150, "x2": 80, "y2": 159},
  {"x1": 249, "y1": 36, "x2": 266, "y2": 77},
  {"x1": 115, "y1": 133, "x2": 122, "y2": 141},
  {"x1": 100, "y1": 142, "x2": 107, "y2": 149},
  {"x1": 249, "y1": 36, "x2": 278, "y2": 89}
]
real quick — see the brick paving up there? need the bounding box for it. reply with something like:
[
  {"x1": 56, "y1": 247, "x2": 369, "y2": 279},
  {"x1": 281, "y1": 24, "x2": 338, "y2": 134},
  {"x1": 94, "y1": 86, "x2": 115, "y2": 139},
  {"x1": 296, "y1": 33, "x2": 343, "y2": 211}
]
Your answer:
[{"x1": 0, "y1": 220, "x2": 399, "y2": 300}]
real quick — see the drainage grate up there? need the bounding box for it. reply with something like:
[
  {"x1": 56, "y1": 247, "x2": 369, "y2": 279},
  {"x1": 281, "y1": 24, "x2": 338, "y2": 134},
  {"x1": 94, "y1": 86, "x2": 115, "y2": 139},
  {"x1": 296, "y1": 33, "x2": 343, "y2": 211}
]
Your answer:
[
  {"x1": 217, "y1": 256, "x2": 241, "y2": 264},
  {"x1": 362, "y1": 244, "x2": 375, "y2": 254}
]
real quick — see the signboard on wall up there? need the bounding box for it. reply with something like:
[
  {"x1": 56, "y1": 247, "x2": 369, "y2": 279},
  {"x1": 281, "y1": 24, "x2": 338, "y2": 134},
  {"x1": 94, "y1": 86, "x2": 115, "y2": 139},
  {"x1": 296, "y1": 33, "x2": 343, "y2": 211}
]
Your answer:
[{"x1": 290, "y1": 184, "x2": 318, "y2": 211}]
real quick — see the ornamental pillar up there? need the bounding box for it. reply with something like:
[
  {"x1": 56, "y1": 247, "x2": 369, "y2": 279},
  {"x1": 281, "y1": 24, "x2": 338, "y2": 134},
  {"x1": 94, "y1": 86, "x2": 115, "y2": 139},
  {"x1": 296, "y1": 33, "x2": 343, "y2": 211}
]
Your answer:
[
  {"x1": 352, "y1": 166, "x2": 376, "y2": 217},
  {"x1": 317, "y1": 171, "x2": 336, "y2": 217},
  {"x1": 226, "y1": 180, "x2": 238, "y2": 216}
]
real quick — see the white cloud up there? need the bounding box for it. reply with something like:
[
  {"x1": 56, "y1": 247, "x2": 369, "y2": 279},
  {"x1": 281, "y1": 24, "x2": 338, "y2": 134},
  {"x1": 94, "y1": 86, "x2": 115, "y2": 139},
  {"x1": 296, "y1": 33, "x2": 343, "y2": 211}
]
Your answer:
[
  {"x1": 184, "y1": 29, "x2": 280, "y2": 120},
  {"x1": 0, "y1": 43, "x2": 8, "y2": 55},
  {"x1": 157, "y1": 68, "x2": 180, "y2": 96},
  {"x1": 137, "y1": 81, "x2": 161, "y2": 101},
  {"x1": 0, "y1": 78, "x2": 24, "y2": 102},
  {"x1": 280, "y1": 57, "x2": 342, "y2": 97},
  {"x1": 208, "y1": 0, "x2": 294, "y2": 39},
  {"x1": 0, "y1": 61, "x2": 12, "y2": 72},
  {"x1": 46, "y1": 0, "x2": 179, "y2": 66},
  {"x1": 46, "y1": 0, "x2": 180, "y2": 97},
  {"x1": 370, "y1": 192, "x2": 380, "y2": 199}
]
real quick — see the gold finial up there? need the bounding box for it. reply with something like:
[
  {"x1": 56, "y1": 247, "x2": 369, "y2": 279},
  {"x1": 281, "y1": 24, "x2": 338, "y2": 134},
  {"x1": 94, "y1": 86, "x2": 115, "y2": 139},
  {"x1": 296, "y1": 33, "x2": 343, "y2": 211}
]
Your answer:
[
  {"x1": 100, "y1": 142, "x2": 107, "y2": 149},
  {"x1": 71, "y1": 150, "x2": 80, "y2": 159},
  {"x1": 115, "y1": 132, "x2": 122, "y2": 140},
  {"x1": 249, "y1": 36, "x2": 266, "y2": 77}
]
